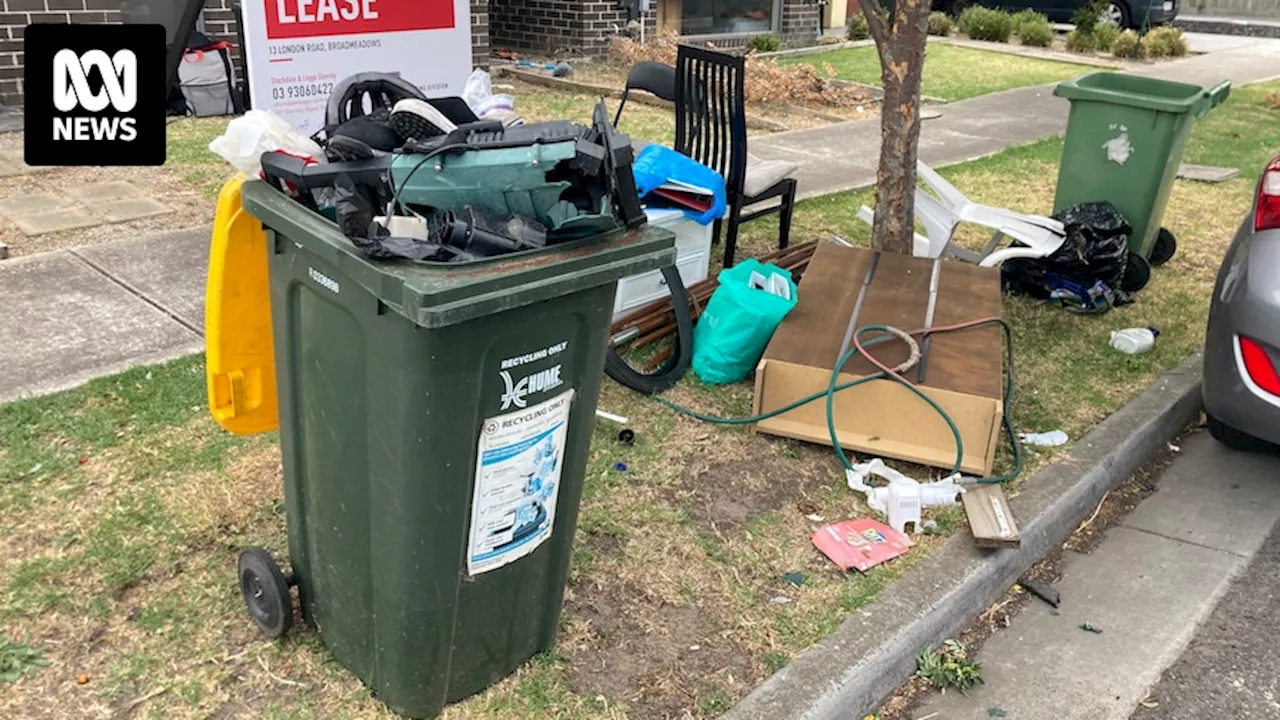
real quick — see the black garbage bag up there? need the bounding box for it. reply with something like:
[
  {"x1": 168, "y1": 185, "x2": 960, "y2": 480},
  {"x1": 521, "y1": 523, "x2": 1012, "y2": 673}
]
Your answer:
[{"x1": 1002, "y1": 201, "x2": 1134, "y2": 314}]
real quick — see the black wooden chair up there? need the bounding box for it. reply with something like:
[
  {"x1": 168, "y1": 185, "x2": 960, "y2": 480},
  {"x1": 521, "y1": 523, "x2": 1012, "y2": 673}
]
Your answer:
[
  {"x1": 674, "y1": 44, "x2": 797, "y2": 268},
  {"x1": 613, "y1": 61, "x2": 677, "y2": 127}
]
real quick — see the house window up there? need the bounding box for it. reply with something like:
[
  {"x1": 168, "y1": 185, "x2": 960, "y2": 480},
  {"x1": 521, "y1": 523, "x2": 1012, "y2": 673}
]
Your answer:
[{"x1": 679, "y1": 0, "x2": 779, "y2": 35}]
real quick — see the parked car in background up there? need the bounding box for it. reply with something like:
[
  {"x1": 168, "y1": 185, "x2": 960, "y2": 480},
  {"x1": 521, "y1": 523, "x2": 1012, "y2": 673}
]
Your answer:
[
  {"x1": 946, "y1": 0, "x2": 1179, "y2": 29},
  {"x1": 1202, "y1": 156, "x2": 1280, "y2": 453}
]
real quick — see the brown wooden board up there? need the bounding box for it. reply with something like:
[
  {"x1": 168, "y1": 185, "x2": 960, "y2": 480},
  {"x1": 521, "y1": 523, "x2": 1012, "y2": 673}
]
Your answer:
[
  {"x1": 961, "y1": 483, "x2": 1022, "y2": 548},
  {"x1": 754, "y1": 243, "x2": 1006, "y2": 474},
  {"x1": 752, "y1": 359, "x2": 1002, "y2": 475},
  {"x1": 764, "y1": 243, "x2": 1003, "y2": 399}
]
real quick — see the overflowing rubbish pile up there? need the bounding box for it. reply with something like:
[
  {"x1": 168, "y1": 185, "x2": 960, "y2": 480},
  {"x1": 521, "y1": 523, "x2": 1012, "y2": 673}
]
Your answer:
[{"x1": 212, "y1": 71, "x2": 646, "y2": 264}]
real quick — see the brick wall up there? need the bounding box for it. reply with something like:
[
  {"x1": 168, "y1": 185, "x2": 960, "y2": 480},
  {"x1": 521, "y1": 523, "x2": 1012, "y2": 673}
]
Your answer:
[
  {"x1": 0, "y1": 0, "x2": 488, "y2": 106},
  {"x1": 578, "y1": 0, "x2": 630, "y2": 55},
  {"x1": 0, "y1": 0, "x2": 124, "y2": 106},
  {"x1": 199, "y1": 0, "x2": 240, "y2": 83},
  {"x1": 470, "y1": 0, "x2": 488, "y2": 68},
  {"x1": 490, "y1": 0, "x2": 630, "y2": 57},
  {"x1": 780, "y1": 0, "x2": 820, "y2": 47},
  {"x1": 490, "y1": 0, "x2": 818, "y2": 57}
]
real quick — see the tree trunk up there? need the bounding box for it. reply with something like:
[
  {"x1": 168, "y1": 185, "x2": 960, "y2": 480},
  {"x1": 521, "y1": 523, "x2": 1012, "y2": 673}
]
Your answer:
[{"x1": 857, "y1": 0, "x2": 932, "y2": 254}]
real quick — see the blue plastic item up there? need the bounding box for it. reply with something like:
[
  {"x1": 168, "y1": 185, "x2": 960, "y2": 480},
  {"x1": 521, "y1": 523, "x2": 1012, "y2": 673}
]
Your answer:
[
  {"x1": 631, "y1": 144, "x2": 727, "y2": 226},
  {"x1": 692, "y1": 259, "x2": 798, "y2": 385}
]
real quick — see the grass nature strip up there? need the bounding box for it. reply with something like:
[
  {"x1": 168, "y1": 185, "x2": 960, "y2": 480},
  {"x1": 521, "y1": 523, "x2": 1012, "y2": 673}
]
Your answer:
[{"x1": 0, "y1": 79, "x2": 1275, "y2": 720}]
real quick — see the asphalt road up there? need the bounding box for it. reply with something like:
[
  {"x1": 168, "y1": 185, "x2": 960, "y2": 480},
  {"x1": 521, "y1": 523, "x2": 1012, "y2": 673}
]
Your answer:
[{"x1": 1131, "y1": 508, "x2": 1280, "y2": 719}]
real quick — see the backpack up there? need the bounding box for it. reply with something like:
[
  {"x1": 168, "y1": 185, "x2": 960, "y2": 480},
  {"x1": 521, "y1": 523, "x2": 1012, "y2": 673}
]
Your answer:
[{"x1": 171, "y1": 31, "x2": 243, "y2": 117}]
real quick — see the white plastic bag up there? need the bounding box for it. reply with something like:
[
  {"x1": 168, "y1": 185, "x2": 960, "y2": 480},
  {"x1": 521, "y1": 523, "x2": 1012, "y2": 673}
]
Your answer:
[
  {"x1": 208, "y1": 109, "x2": 324, "y2": 177},
  {"x1": 462, "y1": 68, "x2": 515, "y2": 118},
  {"x1": 462, "y1": 68, "x2": 493, "y2": 110}
]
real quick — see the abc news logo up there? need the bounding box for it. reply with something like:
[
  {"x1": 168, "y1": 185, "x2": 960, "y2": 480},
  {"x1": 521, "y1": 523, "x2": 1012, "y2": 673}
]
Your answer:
[
  {"x1": 53, "y1": 49, "x2": 139, "y2": 142},
  {"x1": 25, "y1": 24, "x2": 165, "y2": 167}
]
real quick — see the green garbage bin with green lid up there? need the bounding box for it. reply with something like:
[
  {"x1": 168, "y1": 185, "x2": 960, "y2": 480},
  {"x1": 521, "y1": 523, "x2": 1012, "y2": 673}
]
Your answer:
[
  {"x1": 1053, "y1": 71, "x2": 1231, "y2": 268},
  {"x1": 231, "y1": 178, "x2": 674, "y2": 719}
]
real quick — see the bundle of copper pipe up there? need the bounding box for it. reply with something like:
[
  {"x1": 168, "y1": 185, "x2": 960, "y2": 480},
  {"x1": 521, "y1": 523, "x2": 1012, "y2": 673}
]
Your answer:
[{"x1": 608, "y1": 240, "x2": 820, "y2": 359}]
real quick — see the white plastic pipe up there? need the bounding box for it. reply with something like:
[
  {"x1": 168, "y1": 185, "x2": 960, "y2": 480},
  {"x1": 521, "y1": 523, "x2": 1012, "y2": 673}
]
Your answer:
[{"x1": 595, "y1": 409, "x2": 629, "y2": 424}]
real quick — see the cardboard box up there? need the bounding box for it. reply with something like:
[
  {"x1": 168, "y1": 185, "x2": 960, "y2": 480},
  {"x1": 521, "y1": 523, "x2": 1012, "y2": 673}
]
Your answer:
[{"x1": 752, "y1": 243, "x2": 1005, "y2": 476}]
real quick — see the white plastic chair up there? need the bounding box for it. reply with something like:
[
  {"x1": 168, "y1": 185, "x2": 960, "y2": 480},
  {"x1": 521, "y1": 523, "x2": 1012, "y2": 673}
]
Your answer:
[{"x1": 857, "y1": 161, "x2": 1067, "y2": 267}]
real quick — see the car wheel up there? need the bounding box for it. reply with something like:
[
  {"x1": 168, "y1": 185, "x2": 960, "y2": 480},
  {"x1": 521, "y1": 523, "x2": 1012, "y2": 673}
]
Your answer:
[
  {"x1": 1207, "y1": 414, "x2": 1280, "y2": 453},
  {"x1": 1100, "y1": 1, "x2": 1130, "y2": 28}
]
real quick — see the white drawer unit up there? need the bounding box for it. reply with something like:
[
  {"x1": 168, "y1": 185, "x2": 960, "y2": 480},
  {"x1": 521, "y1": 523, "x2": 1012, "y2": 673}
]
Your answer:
[{"x1": 613, "y1": 208, "x2": 714, "y2": 321}]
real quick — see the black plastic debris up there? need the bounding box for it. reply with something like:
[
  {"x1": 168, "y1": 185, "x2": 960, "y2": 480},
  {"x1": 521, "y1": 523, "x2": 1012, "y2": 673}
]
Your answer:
[
  {"x1": 334, "y1": 175, "x2": 472, "y2": 262},
  {"x1": 1020, "y1": 578, "x2": 1061, "y2": 608},
  {"x1": 435, "y1": 206, "x2": 548, "y2": 256},
  {"x1": 1002, "y1": 201, "x2": 1137, "y2": 314}
]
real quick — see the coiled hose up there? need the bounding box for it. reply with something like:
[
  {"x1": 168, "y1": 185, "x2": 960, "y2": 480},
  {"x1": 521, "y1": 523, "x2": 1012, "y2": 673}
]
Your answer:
[
  {"x1": 625, "y1": 317, "x2": 1023, "y2": 485},
  {"x1": 604, "y1": 266, "x2": 694, "y2": 394}
]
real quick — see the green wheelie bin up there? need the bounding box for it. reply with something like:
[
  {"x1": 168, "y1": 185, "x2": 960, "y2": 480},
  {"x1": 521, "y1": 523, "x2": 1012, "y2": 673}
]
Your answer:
[
  {"x1": 1053, "y1": 72, "x2": 1231, "y2": 272},
  {"x1": 230, "y1": 179, "x2": 674, "y2": 718}
]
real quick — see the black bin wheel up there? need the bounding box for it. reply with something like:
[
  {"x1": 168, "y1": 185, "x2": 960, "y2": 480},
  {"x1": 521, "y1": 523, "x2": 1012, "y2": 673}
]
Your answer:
[
  {"x1": 238, "y1": 548, "x2": 293, "y2": 638},
  {"x1": 1121, "y1": 252, "x2": 1151, "y2": 293},
  {"x1": 1150, "y1": 227, "x2": 1177, "y2": 266}
]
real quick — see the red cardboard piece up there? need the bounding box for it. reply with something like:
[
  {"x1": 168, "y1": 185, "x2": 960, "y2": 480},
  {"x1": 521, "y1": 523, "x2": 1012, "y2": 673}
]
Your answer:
[{"x1": 812, "y1": 519, "x2": 914, "y2": 572}]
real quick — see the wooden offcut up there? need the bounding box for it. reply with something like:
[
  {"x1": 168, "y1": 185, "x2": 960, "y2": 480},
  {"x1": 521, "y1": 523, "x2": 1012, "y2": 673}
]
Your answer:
[
  {"x1": 752, "y1": 243, "x2": 1005, "y2": 475},
  {"x1": 961, "y1": 483, "x2": 1022, "y2": 549}
]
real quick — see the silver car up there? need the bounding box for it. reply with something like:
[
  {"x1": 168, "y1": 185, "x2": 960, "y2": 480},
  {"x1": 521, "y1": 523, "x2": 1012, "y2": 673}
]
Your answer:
[{"x1": 1202, "y1": 155, "x2": 1280, "y2": 451}]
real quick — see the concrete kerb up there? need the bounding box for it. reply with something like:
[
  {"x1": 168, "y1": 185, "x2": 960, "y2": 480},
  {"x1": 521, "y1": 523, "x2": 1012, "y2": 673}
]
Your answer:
[
  {"x1": 758, "y1": 35, "x2": 1119, "y2": 69},
  {"x1": 722, "y1": 351, "x2": 1205, "y2": 720},
  {"x1": 756, "y1": 39, "x2": 876, "y2": 59},
  {"x1": 928, "y1": 36, "x2": 1122, "y2": 69}
]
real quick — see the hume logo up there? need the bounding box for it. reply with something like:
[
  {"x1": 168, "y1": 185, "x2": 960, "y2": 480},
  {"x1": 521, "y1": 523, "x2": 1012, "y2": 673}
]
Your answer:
[
  {"x1": 52, "y1": 49, "x2": 138, "y2": 141},
  {"x1": 24, "y1": 23, "x2": 166, "y2": 167},
  {"x1": 499, "y1": 365, "x2": 564, "y2": 411}
]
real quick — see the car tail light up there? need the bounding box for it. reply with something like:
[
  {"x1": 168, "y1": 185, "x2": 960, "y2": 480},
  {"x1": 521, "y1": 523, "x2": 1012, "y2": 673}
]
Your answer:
[
  {"x1": 1240, "y1": 336, "x2": 1280, "y2": 397},
  {"x1": 1257, "y1": 157, "x2": 1280, "y2": 231}
]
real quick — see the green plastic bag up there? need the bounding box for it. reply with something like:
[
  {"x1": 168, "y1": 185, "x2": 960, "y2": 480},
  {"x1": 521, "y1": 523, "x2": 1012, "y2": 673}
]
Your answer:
[{"x1": 692, "y1": 259, "x2": 799, "y2": 385}]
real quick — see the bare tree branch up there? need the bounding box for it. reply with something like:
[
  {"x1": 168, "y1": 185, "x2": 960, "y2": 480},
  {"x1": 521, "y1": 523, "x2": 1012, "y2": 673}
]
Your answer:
[{"x1": 857, "y1": 0, "x2": 892, "y2": 48}]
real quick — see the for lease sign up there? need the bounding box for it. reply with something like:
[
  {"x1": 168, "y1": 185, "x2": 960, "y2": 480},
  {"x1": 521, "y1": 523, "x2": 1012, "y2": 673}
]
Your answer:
[{"x1": 241, "y1": 0, "x2": 471, "y2": 134}]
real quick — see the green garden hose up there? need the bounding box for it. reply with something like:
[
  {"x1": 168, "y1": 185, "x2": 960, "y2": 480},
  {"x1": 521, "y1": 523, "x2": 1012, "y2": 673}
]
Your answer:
[{"x1": 644, "y1": 318, "x2": 1023, "y2": 485}]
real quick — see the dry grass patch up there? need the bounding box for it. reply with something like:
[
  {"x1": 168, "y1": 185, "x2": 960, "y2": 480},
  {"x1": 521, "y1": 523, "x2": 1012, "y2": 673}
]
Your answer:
[{"x1": 2, "y1": 81, "x2": 1277, "y2": 720}]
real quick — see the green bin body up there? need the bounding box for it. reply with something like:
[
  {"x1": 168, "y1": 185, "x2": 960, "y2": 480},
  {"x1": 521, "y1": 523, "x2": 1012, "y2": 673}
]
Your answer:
[
  {"x1": 1053, "y1": 72, "x2": 1230, "y2": 258},
  {"x1": 240, "y1": 181, "x2": 675, "y2": 718}
]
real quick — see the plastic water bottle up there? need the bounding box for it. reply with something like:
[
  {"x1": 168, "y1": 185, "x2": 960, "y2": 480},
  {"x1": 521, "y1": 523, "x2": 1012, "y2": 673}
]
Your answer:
[{"x1": 1110, "y1": 326, "x2": 1159, "y2": 355}]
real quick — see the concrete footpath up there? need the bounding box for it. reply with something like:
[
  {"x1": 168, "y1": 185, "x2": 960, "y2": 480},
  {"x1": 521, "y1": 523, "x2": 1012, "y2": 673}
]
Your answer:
[
  {"x1": 1131, "y1": 510, "x2": 1280, "y2": 719},
  {"x1": 753, "y1": 36, "x2": 1280, "y2": 200},
  {"x1": 3, "y1": 39, "x2": 1280, "y2": 403},
  {"x1": 0, "y1": 228, "x2": 208, "y2": 403},
  {"x1": 912, "y1": 431, "x2": 1280, "y2": 720}
]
